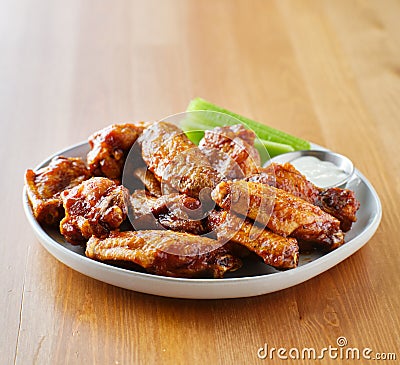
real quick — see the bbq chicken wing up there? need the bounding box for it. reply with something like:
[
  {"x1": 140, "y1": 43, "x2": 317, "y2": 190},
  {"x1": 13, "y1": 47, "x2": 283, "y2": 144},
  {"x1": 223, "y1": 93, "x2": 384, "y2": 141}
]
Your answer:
[
  {"x1": 207, "y1": 210, "x2": 299, "y2": 269},
  {"x1": 25, "y1": 156, "x2": 90, "y2": 225},
  {"x1": 212, "y1": 180, "x2": 344, "y2": 250},
  {"x1": 60, "y1": 177, "x2": 130, "y2": 244},
  {"x1": 198, "y1": 124, "x2": 261, "y2": 179},
  {"x1": 139, "y1": 121, "x2": 222, "y2": 197},
  {"x1": 130, "y1": 190, "x2": 205, "y2": 234},
  {"x1": 132, "y1": 167, "x2": 162, "y2": 197},
  {"x1": 87, "y1": 122, "x2": 149, "y2": 179},
  {"x1": 247, "y1": 163, "x2": 360, "y2": 231},
  {"x1": 86, "y1": 230, "x2": 242, "y2": 278}
]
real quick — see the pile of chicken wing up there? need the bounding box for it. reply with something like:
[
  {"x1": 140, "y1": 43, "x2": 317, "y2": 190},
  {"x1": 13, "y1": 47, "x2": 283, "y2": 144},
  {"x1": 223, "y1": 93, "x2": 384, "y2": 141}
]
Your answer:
[{"x1": 25, "y1": 121, "x2": 360, "y2": 278}]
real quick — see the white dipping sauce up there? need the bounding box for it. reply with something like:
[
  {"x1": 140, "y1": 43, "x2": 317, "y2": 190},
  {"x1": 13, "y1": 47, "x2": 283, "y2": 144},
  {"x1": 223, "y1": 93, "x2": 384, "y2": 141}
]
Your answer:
[{"x1": 291, "y1": 156, "x2": 348, "y2": 188}]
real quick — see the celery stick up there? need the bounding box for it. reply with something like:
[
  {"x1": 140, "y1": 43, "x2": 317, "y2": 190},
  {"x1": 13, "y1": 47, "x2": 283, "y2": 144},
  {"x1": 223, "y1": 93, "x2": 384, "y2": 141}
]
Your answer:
[
  {"x1": 183, "y1": 130, "x2": 205, "y2": 145},
  {"x1": 187, "y1": 97, "x2": 310, "y2": 151},
  {"x1": 254, "y1": 139, "x2": 295, "y2": 160}
]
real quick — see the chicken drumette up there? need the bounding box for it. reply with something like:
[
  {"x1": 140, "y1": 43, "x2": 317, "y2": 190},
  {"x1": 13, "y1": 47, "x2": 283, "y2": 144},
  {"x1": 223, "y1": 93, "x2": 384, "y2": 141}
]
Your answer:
[
  {"x1": 60, "y1": 177, "x2": 130, "y2": 244},
  {"x1": 130, "y1": 190, "x2": 205, "y2": 234},
  {"x1": 199, "y1": 124, "x2": 261, "y2": 179},
  {"x1": 87, "y1": 122, "x2": 149, "y2": 179},
  {"x1": 25, "y1": 156, "x2": 90, "y2": 225}
]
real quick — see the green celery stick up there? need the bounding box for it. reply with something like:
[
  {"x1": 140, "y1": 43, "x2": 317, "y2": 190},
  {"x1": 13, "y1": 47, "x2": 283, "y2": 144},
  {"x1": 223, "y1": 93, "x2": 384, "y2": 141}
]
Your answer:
[
  {"x1": 183, "y1": 130, "x2": 205, "y2": 145},
  {"x1": 254, "y1": 139, "x2": 295, "y2": 160},
  {"x1": 186, "y1": 97, "x2": 310, "y2": 151}
]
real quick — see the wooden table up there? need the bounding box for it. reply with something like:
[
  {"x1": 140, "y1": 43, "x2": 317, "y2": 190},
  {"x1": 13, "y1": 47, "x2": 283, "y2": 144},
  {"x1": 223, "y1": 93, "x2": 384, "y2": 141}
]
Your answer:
[{"x1": 2, "y1": 0, "x2": 399, "y2": 364}]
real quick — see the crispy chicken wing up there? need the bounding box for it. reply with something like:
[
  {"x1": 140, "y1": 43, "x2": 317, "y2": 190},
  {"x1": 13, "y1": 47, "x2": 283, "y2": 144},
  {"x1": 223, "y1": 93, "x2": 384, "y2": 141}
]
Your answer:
[
  {"x1": 207, "y1": 210, "x2": 299, "y2": 269},
  {"x1": 87, "y1": 122, "x2": 149, "y2": 179},
  {"x1": 25, "y1": 156, "x2": 90, "y2": 225},
  {"x1": 198, "y1": 124, "x2": 261, "y2": 179},
  {"x1": 60, "y1": 177, "x2": 130, "y2": 244},
  {"x1": 139, "y1": 121, "x2": 222, "y2": 197},
  {"x1": 247, "y1": 163, "x2": 360, "y2": 231},
  {"x1": 132, "y1": 167, "x2": 162, "y2": 197},
  {"x1": 212, "y1": 180, "x2": 344, "y2": 250},
  {"x1": 130, "y1": 190, "x2": 205, "y2": 234},
  {"x1": 86, "y1": 230, "x2": 242, "y2": 278}
]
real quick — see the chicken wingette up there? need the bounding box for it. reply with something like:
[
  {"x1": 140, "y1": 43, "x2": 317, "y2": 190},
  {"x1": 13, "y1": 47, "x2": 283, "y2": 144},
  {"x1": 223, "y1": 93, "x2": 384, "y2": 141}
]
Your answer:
[
  {"x1": 139, "y1": 121, "x2": 222, "y2": 197},
  {"x1": 247, "y1": 163, "x2": 360, "y2": 231},
  {"x1": 207, "y1": 210, "x2": 299, "y2": 269},
  {"x1": 86, "y1": 230, "x2": 242, "y2": 278},
  {"x1": 211, "y1": 180, "x2": 344, "y2": 250}
]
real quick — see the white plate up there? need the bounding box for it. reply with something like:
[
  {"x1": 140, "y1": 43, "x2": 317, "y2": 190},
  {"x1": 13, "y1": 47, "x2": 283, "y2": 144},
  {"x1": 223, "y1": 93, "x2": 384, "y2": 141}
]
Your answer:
[{"x1": 23, "y1": 142, "x2": 382, "y2": 299}]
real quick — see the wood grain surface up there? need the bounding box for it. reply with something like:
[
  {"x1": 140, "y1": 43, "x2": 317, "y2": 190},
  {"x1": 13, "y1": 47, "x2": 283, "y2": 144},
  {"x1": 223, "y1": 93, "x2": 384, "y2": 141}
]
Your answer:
[{"x1": 1, "y1": 0, "x2": 399, "y2": 364}]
